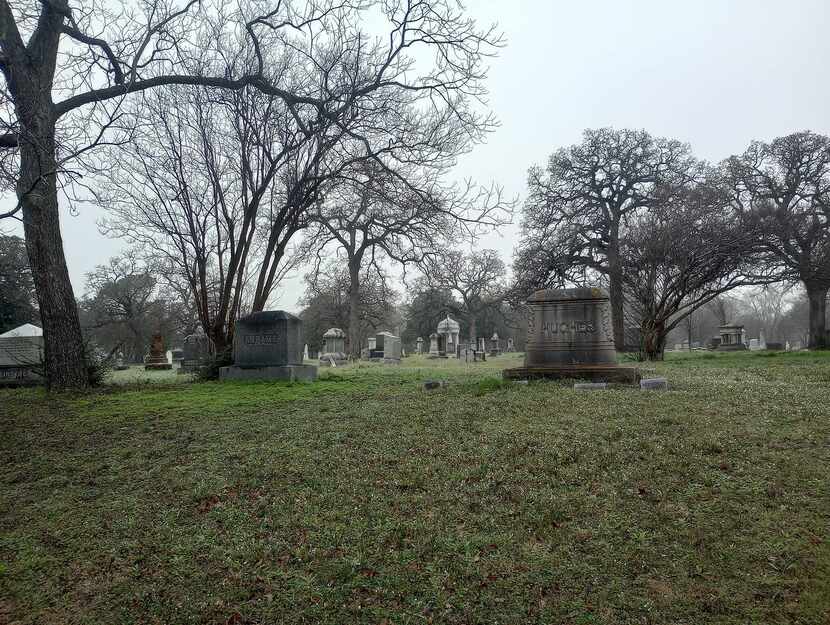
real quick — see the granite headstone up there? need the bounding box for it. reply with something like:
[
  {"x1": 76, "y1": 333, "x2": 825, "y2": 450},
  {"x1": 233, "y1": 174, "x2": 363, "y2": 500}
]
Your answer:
[{"x1": 219, "y1": 311, "x2": 317, "y2": 381}]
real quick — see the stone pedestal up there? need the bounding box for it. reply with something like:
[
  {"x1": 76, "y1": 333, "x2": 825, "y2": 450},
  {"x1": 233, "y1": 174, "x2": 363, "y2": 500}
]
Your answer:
[
  {"x1": 220, "y1": 364, "x2": 317, "y2": 382},
  {"x1": 489, "y1": 333, "x2": 501, "y2": 357},
  {"x1": 717, "y1": 324, "x2": 747, "y2": 351},
  {"x1": 427, "y1": 332, "x2": 443, "y2": 359},
  {"x1": 145, "y1": 333, "x2": 172, "y2": 370},
  {"x1": 219, "y1": 311, "x2": 317, "y2": 382},
  {"x1": 503, "y1": 287, "x2": 639, "y2": 384},
  {"x1": 319, "y1": 327, "x2": 348, "y2": 366},
  {"x1": 437, "y1": 315, "x2": 460, "y2": 358}
]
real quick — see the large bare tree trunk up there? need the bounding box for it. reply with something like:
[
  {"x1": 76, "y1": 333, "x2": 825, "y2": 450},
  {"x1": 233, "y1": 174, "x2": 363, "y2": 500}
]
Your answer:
[
  {"x1": 805, "y1": 283, "x2": 828, "y2": 349},
  {"x1": 348, "y1": 261, "x2": 361, "y2": 359},
  {"x1": 639, "y1": 319, "x2": 666, "y2": 361},
  {"x1": 607, "y1": 242, "x2": 625, "y2": 352},
  {"x1": 19, "y1": 115, "x2": 89, "y2": 390}
]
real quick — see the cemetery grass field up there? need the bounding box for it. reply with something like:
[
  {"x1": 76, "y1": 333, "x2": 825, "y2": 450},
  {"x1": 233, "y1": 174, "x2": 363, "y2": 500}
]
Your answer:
[{"x1": 1, "y1": 352, "x2": 829, "y2": 624}]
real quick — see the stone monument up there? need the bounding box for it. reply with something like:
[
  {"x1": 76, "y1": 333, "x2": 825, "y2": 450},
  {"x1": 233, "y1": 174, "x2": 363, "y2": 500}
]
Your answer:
[
  {"x1": 427, "y1": 332, "x2": 441, "y2": 358},
  {"x1": 145, "y1": 333, "x2": 173, "y2": 370},
  {"x1": 0, "y1": 324, "x2": 44, "y2": 386},
  {"x1": 319, "y1": 327, "x2": 348, "y2": 366},
  {"x1": 436, "y1": 315, "x2": 460, "y2": 357},
  {"x1": 369, "y1": 331, "x2": 402, "y2": 363},
  {"x1": 219, "y1": 311, "x2": 317, "y2": 381},
  {"x1": 416, "y1": 336, "x2": 424, "y2": 354},
  {"x1": 503, "y1": 287, "x2": 639, "y2": 384},
  {"x1": 171, "y1": 348, "x2": 184, "y2": 368},
  {"x1": 506, "y1": 337, "x2": 514, "y2": 352},
  {"x1": 716, "y1": 324, "x2": 747, "y2": 351},
  {"x1": 179, "y1": 330, "x2": 210, "y2": 374},
  {"x1": 489, "y1": 333, "x2": 501, "y2": 357}
]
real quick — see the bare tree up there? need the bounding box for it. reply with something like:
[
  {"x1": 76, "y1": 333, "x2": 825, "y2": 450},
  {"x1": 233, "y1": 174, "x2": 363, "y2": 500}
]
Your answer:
[
  {"x1": 514, "y1": 128, "x2": 699, "y2": 350},
  {"x1": 421, "y1": 248, "x2": 506, "y2": 342},
  {"x1": 79, "y1": 252, "x2": 182, "y2": 361},
  {"x1": 742, "y1": 284, "x2": 795, "y2": 341},
  {"x1": 620, "y1": 183, "x2": 764, "y2": 360},
  {"x1": 0, "y1": 0, "x2": 504, "y2": 389},
  {"x1": 725, "y1": 131, "x2": 830, "y2": 349},
  {"x1": 705, "y1": 295, "x2": 736, "y2": 326},
  {"x1": 300, "y1": 260, "x2": 398, "y2": 353},
  {"x1": 309, "y1": 161, "x2": 508, "y2": 357},
  {"x1": 99, "y1": 85, "x2": 318, "y2": 352}
]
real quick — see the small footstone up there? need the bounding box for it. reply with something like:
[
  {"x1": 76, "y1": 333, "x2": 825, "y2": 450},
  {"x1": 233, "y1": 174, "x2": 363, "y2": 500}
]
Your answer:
[
  {"x1": 574, "y1": 382, "x2": 607, "y2": 390},
  {"x1": 423, "y1": 380, "x2": 443, "y2": 390},
  {"x1": 640, "y1": 377, "x2": 668, "y2": 390}
]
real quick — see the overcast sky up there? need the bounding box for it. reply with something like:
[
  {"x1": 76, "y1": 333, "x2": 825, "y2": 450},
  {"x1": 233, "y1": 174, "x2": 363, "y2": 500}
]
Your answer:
[{"x1": 7, "y1": 0, "x2": 830, "y2": 311}]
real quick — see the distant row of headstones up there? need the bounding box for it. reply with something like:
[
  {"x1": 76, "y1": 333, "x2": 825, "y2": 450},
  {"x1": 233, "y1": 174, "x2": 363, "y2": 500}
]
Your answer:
[{"x1": 6, "y1": 287, "x2": 805, "y2": 389}]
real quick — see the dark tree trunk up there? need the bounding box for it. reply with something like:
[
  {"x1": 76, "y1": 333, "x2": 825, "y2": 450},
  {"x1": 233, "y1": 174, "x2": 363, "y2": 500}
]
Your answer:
[
  {"x1": 687, "y1": 315, "x2": 693, "y2": 352},
  {"x1": 805, "y1": 283, "x2": 828, "y2": 349},
  {"x1": 606, "y1": 220, "x2": 625, "y2": 352},
  {"x1": 607, "y1": 258, "x2": 625, "y2": 352},
  {"x1": 3, "y1": 2, "x2": 91, "y2": 390},
  {"x1": 348, "y1": 261, "x2": 361, "y2": 358},
  {"x1": 469, "y1": 315, "x2": 477, "y2": 347},
  {"x1": 639, "y1": 319, "x2": 666, "y2": 361},
  {"x1": 18, "y1": 109, "x2": 89, "y2": 390},
  {"x1": 208, "y1": 326, "x2": 232, "y2": 358}
]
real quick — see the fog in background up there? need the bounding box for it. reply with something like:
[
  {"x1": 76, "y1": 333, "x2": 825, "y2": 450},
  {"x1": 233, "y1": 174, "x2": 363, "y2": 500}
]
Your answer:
[{"x1": 6, "y1": 0, "x2": 830, "y2": 309}]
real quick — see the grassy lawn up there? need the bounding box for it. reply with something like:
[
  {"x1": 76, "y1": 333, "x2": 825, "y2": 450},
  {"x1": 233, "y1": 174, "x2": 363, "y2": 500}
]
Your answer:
[{"x1": 1, "y1": 352, "x2": 828, "y2": 624}]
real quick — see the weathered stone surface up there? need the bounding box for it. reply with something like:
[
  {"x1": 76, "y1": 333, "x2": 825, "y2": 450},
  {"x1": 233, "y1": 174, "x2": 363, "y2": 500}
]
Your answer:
[
  {"x1": 503, "y1": 287, "x2": 638, "y2": 384},
  {"x1": 423, "y1": 379, "x2": 449, "y2": 390},
  {"x1": 640, "y1": 377, "x2": 668, "y2": 390},
  {"x1": 504, "y1": 364, "x2": 639, "y2": 384},
  {"x1": 524, "y1": 287, "x2": 616, "y2": 366},
  {"x1": 145, "y1": 333, "x2": 172, "y2": 370},
  {"x1": 489, "y1": 333, "x2": 501, "y2": 356},
  {"x1": 371, "y1": 331, "x2": 401, "y2": 361},
  {"x1": 574, "y1": 382, "x2": 608, "y2": 390},
  {"x1": 437, "y1": 315, "x2": 460, "y2": 357},
  {"x1": 717, "y1": 324, "x2": 747, "y2": 351},
  {"x1": 183, "y1": 331, "x2": 210, "y2": 360},
  {"x1": 233, "y1": 311, "x2": 303, "y2": 367},
  {"x1": 219, "y1": 364, "x2": 317, "y2": 382},
  {"x1": 319, "y1": 327, "x2": 348, "y2": 366},
  {"x1": 179, "y1": 331, "x2": 210, "y2": 373},
  {"x1": 220, "y1": 310, "x2": 317, "y2": 381},
  {"x1": 427, "y1": 332, "x2": 443, "y2": 358}
]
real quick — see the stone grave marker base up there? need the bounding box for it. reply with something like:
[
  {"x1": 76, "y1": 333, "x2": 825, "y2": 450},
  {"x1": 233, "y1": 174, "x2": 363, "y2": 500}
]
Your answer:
[
  {"x1": 716, "y1": 344, "x2": 747, "y2": 352},
  {"x1": 219, "y1": 364, "x2": 317, "y2": 382},
  {"x1": 145, "y1": 362, "x2": 172, "y2": 370},
  {"x1": 503, "y1": 364, "x2": 640, "y2": 384}
]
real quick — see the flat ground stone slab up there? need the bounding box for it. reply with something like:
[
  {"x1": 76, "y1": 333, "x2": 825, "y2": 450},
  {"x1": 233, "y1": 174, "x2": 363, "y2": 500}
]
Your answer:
[
  {"x1": 640, "y1": 377, "x2": 668, "y2": 390},
  {"x1": 503, "y1": 364, "x2": 640, "y2": 384},
  {"x1": 574, "y1": 382, "x2": 607, "y2": 390},
  {"x1": 423, "y1": 380, "x2": 449, "y2": 390}
]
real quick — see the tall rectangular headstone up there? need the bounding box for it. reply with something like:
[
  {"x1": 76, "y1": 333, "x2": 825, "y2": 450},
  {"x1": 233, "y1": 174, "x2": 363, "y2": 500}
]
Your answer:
[{"x1": 220, "y1": 311, "x2": 317, "y2": 381}]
